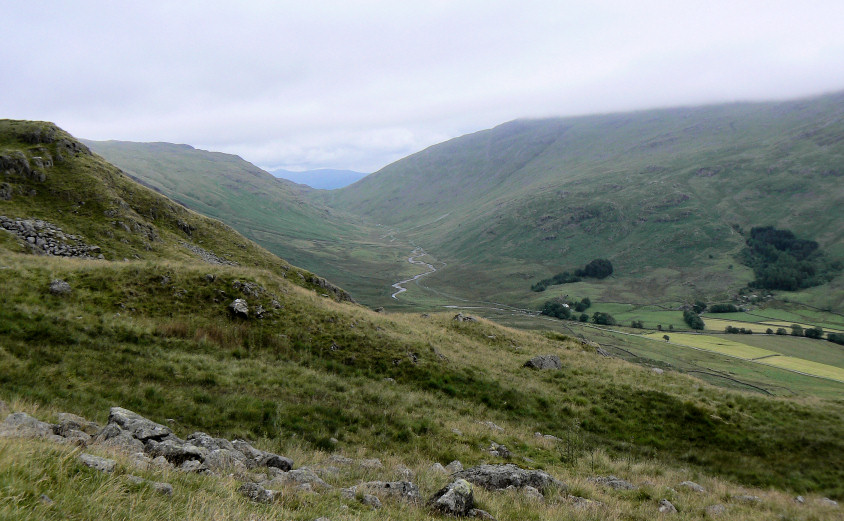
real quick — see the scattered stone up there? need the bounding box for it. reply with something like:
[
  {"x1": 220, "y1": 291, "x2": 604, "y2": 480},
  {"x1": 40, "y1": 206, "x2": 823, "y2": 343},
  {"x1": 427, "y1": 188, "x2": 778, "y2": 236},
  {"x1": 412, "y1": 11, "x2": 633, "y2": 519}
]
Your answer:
[
  {"x1": 93, "y1": 424, "x2": 145, "y2": 453},
  {"x1": 478, "y1": 420, "x2": 504, "y2": 432},
  {"x1": 49, "y1": 279, "x2": 71, "y2": 295},
  {"x1": 429, "y1": 479, "x2": 475, "y2": 516},
  {"x1": 178, "y1": 459, "x2": 208, "y2": 473},
  {"x1": 395, "y1": 464, "x2": 414, "y2": 480},
  {"x1": 361, "y1": 494, "x2": 381, "y2": 509},
  {"x1": 0, "y1": 412, "x2": 54, "y2": 438},
  {"x1": 678, "y1": 480, "x2": 705, "y2": 493},
  {"x1": 652, "y1": 367, "x2": 664, "y2": 374},
  {"x1": 732, "y1": 494, "x2": 761, "y2": 504},
  {"x1": 589, "y1": 475, "x2": 636, "y2": 490},
  {"x1": 596, "y1": 347, "x2": 611, "y2": 357},
  {"x1": 231, "y1": 439, "x2": 293, "y2": 471},
  {"x1": 126, "y1": 475, "x2": 174, "y2": 496},
  {"x1": 358, "y1": 481, "x2": 421, "y2": 503},
  {"x1": 39, "y1": 494, "x2": 53, "y2": 505},
  {"x1": 570, "y1": 496, "x2": 601, "y2": 509},
  {"x1": 454, "y1": 464, "x2": 564, "y2": 492},
  {"x1": 328, "y1": 454, "x2": 354, "y2": 466},
  {"x1": 488, "y1": 442, "x2": 511, "y2": 459},
  {"x1": 145, "y1": 437, "x2": 206, "y2": 466},
  {"x1": 705, "y1": 504, "x2": 726, "y2": 516},
  {"x1": 267, "y1": 467, "x2": 330, "y2": 490},
  {"x1": 0, "y1": 217, "x2": 101, "y2": 258},
  {"x1": 229, "y1": 299, "x2": 248, "y2": 318},
  {"x1": 659, "y1": 499, "x2": 677, "y2": 513},
  {"x1": 452, "y1": 428, "x2": 463, "y2": 436},
  {"x1": 794, "y1": 495, "x2": 805, "y2": 504},
  {"x1": 820, "y1": 497, "x2": 839, "y2": 507},
  {"x1": 453, "y1": 313, "x2": 477, "y2": 322},
  {"x1": 523, "y1": 355, "x2": 562, "y2": 370},
  {"x1": 468, "y1": 509, "x2": 497, "y2": 520},
  {"x1": 313, "y1": 518, "x2": 330, "y2": 521},
  {"x1": 78, "y1": 453, "x2": 116, "y2": 473},
  {"x1": 445, "y1": 460, "x2": 464, "y2": 473},
  {"x1": 238, "y1": 482, "x2": 276, "y2": 503},
  {"x1": 181, "y1": 241, "x2": 237, "y2": 266}
]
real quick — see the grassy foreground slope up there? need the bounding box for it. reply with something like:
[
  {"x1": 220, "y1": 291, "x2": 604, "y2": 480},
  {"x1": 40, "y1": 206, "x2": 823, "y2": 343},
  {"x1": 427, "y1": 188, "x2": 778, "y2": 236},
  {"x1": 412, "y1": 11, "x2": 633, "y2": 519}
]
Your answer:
[
  {"x1": 319, "y1": 92, "x2": 844, "y2": 308},
  {"x1": 0, "y1": 120, "x2": 843, "y2": 510}
]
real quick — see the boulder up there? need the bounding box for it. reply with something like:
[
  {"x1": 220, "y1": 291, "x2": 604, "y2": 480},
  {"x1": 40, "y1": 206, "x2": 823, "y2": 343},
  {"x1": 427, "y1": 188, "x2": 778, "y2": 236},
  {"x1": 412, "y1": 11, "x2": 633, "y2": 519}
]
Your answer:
[
  {"x1": 678, "y1": 480, "x2": 705, "y2": 493},
  {"x1": 231, "y1": 439, "x2": 292, "y2": 471},
  {"x1": 820, "y1": 498, "x2": 839, "y2": 507},
  {"x1": 521, "y1": 485, "x2": 545, "y2": 501},
  {"x1": 229, "y1": 299, "x2": 248, "y2": 318},
  {"x1": 357, "y1": 481, "x2": 421, "y2": 502},
  {"x1": 145, "y1": 437, "x2": 207, "y2": 465},
  {"x1": 361, "y1": 494, "x2": 381, "y2": 509},
  {"x1": 359, "y1": 458, "x2": 383, "y2": 469},
  {"x1": 238, "y1": 482, "x2": 276, "y2": 503},
  {"x1": 523, "y1": 355, "x2": 562, "y2": 370},
  {"x1": 49, "y1": 279, "x2": 71, "y2": 295},
  {"x1": 705, "y1": 504, "x2": 726, "y2": 516},
  {"x1": 429, "y1": 479, "x2": 475, "y2": 516},
  {"x1": 454, "y1": 464, "x2": 564, "y2": 492},
  {"x1": 0, "y1": 412, "x2": 54, "y2": 438},
  {"x1": 445, "y1": 460, "x2": 464, "y2": 473},
  {"x1": 659, "y1": 499, "x2": 677, "y2": 513},
  {"x1": 430, "y1": 462, "x2": 447, "y2": 473},
  {"x1": 78, "y1": 453, "x2": 117, "y2": 473},
  {"x1": 107, "y1": 407, "x2": 172, "y2": 441},
  {"x1": 731, "y1": 494, "x2": 761, "y2": 504},
  {"x1": 468, "y1": 509, "x2": 497, "y2": 520},
  {"x1": 203, "y1": 448, "x2": 249, "y2": 473},
  {"x1": 266, "y1": 467, "x2": 331, "y2": 490}
]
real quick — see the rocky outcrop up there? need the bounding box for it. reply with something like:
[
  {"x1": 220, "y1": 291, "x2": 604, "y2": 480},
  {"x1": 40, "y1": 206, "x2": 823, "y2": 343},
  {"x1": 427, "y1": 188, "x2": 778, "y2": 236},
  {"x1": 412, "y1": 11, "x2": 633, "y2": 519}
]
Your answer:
[
  {"x1": 181, "y1": 241, "x2": 237, "y2": 266},
  {"x1": 658, "y1": 499, "x2": 677, "y2": 513},
  {"x1": 678, "y1": 480, "x2": 705, "y2": 493},
  {"x1": 453, "y1": 464, "x2": 564, "y2": 492},
  {"x1": 108, "y1": 407, "x2": 172, "y2": 441},
  {"x1": 49, "y1": 279, "x2": 72, "y2": 295},
  {"x1": 523, "y1": 355, "x2": 562, "y2": 370},
  {"x1": 0, "y1": 217, "x2": 103, "y2": 258},
  {"x1": 229, "y1": 299, "x2": 249, "y2": 318},
  {"x1": 238, "y1": 482, "x2": 276, "y2": 503},
  {"x1": 0, "y1": 412, "x2": 57, "y2": 439},
  {"x1": 78, "y1": 453, "x2": 117, "y2": 473}
]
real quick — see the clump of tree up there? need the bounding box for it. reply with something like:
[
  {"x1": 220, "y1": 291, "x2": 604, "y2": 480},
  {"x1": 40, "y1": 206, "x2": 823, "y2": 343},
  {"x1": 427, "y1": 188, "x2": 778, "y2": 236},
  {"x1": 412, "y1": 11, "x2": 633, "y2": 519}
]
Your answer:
[
  {"x1": 531, "y1": 259, "x2": 613, "y2": 292},
  {"x1": 591, "y1": 312, "x2": 616, "y2": 326},
  {"x1": 683, "y1": 309, "x2": 705, "y2": 330},
  {"x1": 573, "y1": 297, "x2": 591, "y2": 312},
  {"x1": 775, "y1": 328, "x2": 788, "y2": 335},
  {"x1": 790, "y1": 324, "x2": 803, "y2": 336},
  {"x1": 724, "y1": 326, "x2": 753, "y2": 334},
  {"x1": 692, "y1": 301, "x2": 707, "y2": 314},
  {"x1": 630, "y1": 320, "x2": 644, "y2": 329},
  {"x1": 540, "y1": 299, "x2": 571, "y2": 319},
  {"x1": 574, "y1": 259, "x2": 614, "y2": 279},
  {"x1": 804, "y1": 326, "x2": 824, "y2": 339},
  {"x1": 709, "y1": 303, "x2": 739, "y2": 313},
  {"x1": 740, "y1": 226, "x2": 842, "y2": 291},
  {"x1": 828, "y1": 332, "x2": 844, "y2": 345}
]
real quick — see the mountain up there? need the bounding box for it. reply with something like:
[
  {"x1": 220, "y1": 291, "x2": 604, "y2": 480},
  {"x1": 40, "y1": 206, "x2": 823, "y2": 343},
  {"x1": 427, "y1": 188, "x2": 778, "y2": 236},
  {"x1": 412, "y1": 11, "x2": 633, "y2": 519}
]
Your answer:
[
  {"x1": 2, "y1": 120, "x2": 843, "y2": 518},
  {"x1": 269, "y1": 168, "x2": 368, "y2": 190},
  {"x1": 318, "y1": 92, "x2": 844, "y2": 310},
  {"x1": 82, "y1": 140, "x2": 407, "y2": 303}
]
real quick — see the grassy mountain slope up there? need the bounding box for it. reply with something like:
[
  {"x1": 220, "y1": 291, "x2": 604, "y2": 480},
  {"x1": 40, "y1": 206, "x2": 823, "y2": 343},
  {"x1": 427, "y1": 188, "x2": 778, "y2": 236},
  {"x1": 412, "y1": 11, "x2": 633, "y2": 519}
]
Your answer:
[
  {"x1": 270, "y1": 168, "x2": 369, "y2": 190},
  {"x1": 1, "y1": 120, "x2": 844, "y2": 519},
  {"x1": 319, "y1": 92, "x2": 844, "y2": 308},
  {"x1": 83, "y1": 140, "x2": 413, "y2": 304}
]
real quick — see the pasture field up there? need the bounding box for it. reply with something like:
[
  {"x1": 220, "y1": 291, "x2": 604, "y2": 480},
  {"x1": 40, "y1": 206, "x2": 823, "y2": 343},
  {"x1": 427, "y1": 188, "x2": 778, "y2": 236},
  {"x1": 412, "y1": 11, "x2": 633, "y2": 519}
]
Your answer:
[
  {"x1": 703, "y1": 317, "x2": 771, "y2": 333},
  {"x1": 730, "y1": 334, "x2": 844, "y2": 367},
  {"x1": 642, "y1": 332, "x2": 776, "y2": 359},
  {"x1": 759, "y1": 356, "x2": 844, "y2": 382}
]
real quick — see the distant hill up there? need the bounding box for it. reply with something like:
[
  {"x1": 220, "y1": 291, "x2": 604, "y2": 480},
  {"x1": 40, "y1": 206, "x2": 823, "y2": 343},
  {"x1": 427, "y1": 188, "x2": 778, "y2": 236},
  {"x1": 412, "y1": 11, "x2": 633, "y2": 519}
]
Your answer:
[
  {"x1": 270, "y1": 168, "x2": 368, "y2": 190},
  {"x1": 318, "y1": 91, "x2": 844, "y2": 309}
]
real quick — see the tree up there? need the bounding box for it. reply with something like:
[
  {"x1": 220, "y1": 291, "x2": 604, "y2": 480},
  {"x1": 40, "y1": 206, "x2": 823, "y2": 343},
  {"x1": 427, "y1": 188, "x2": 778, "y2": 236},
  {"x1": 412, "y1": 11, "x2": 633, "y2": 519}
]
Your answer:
[
  {"x1": 663, "y1": 335, "x2": 670, "y2": 342},
  {"x1": 541, "y1": 300, "x2": 571, "y2": 320},
  {"x1": 591, "y1": 312, "x2": 617, "y2": 326},
  {"x1": 775, "y1": 328, "x2": 787, "y2": 335},
  {"x1": 576, "y1": 259, "x2": 613, "y2": 279},
  {"x1": 766, "y1": 328, "x2": 774, "y2": 335},
  {"x1": 683, "y1": 310, "x2": 705, "y2": 330},
  {"x1": 790, "y1": 324, "x2": 803, "y2": 336},
  {"x1": 579, "y1": 313, "x2": 589, "y2": 322},
  {"x1": 692, "y1": 301, "x2": 707, "y2": 314},
  {"x1": 804, "y1": 326, "x2": 824, "y2": 339}
]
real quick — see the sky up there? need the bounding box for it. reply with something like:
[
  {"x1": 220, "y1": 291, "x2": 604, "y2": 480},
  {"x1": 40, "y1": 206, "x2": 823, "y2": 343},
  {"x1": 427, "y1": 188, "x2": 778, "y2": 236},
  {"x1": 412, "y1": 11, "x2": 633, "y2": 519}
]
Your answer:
[{"x1": 3, "y1": 1, "x2": 844, "y2": 173}]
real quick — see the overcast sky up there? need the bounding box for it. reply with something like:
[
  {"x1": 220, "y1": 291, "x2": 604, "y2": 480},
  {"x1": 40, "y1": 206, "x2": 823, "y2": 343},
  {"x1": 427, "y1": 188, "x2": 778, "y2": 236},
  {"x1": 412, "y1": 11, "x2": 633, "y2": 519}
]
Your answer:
[{"x1": 3, "y1": 1, "x2": 844, "y2": 173}]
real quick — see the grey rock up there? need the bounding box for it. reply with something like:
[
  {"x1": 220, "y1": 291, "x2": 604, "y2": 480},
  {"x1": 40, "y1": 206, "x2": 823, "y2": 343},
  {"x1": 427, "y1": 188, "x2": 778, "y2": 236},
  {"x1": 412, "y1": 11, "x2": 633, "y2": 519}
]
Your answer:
[
  {"x1": 361, "y1": 494, "x2": 381, "y2": 509},
  {"x1": 523, "y1": 355, "x2": 562, "y2": 370},
  {"x1": 571, "y1": 495, "x2": 600, "y2": 509},
  {"x1": 49, "y1": 279, "x2": 71, "y2": 295},
  {"x1": 78, "y1": 453, "x2": 117, "y2": 473},
  {"x1": 488, "y1": 442, "x2": 511, "y2": 459},
  {"x1": 55, "y1": 412, "x2": 101, "y2": 436},
  {"x1": 705, "y1": 504, "x2": 726, "y2": 516},
  {"x1": 358, "y1": 481, "x2": 421, "y2": 502},
  {"x1": 0, "y1": 412, "x2": 54, "y2": 438},
  {"x1": 238, "y1": 482, "x2": 275, "y2": 503},
  {"x1": 445, "y1": 460, "x2": 464, "y2": 473},
  {"x1": 820, "y1": 497, "x2": 839, "y2": 507},
  {"x1": 229, "y1": 298, "x2": 248, "y2": 318},
  {"x1": 659, "y1": 499, "x2": 677, "y2": 513},
  {"x1": 340, "y1": 487, "x2": 356, "y2": 500},
  {"x1": 328, "y1": 454, "x2": 354, "y2": 466},
  {"x1": 203, "y1": 448, "x2": 248, "y2": 473},
  {"x1": 39, "y1": 494, "x2": 53, "y2": 505},
  {"x1": 126, "y1": 475, "x2": 174, "y2": 496},
  {"x1": 794, "y1": 495, "x2": 805, "y2": 504},
  {"x1": 454, "y1": 464, "x2": 564, "y2": 492},
  {"x1": 108, "y1": 407, "x2": 171, "y2": 442},
  {"x1": 94, "y1": 424, "x2": 145, "y2": 453},
  {"x1": 534, "y1": 432, "x2": 561, "y2": 442},
  {"x1": 732, "y1": 494, "x2": 761, "y2": 504},
  {"x1": 522, "y1": 485, "x2": 544, "y2": 501},
  {"x1": 678, "y1": 480, "x2": 705, "y2": 493},
  {"x1": 57, "y1": 428, "x2": 91, "y2": 446},
  {"x1": 478, "y1": 420, "x2": 504, "y2": 432},
  {"x1": 267, "y1": 467, "x2": 330, "y2": 490},
  {"x1": 145, "y1": 437, "x2": 206, "y2": 465},
  {"x1": 429, "y1": 479, "x2": 474, "y2": 516},
  {"x1": 178, "y1": 459, "x2": 209, "y2": 473},
  {"x1": 589, "y1": 475, "x2": 636, "y2": 490},
  {"x1": 651, "y1": 367, "x2": 664, "y2": 374},
  {"x1": 231, "y1": 439, "x2": 292, "y2": 471},
  {"x1": 151, "y1": 456, "x2": 172, "y2": 469},
  {"x1": 359, "y1": 458, "x2": 382, "y2": 469},
  {"x1": 431, "y1": 462, "x2": 447, "y2": 473},
  {"x1": 395, "y1": 464, "x2": 414, "y2": 480},
  {"x1": 313, "y1": 518, "x2": 330, "y2": 521},
  {"x1": 468, "y1": 509, "x2": 497, "y2": 520}
]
